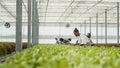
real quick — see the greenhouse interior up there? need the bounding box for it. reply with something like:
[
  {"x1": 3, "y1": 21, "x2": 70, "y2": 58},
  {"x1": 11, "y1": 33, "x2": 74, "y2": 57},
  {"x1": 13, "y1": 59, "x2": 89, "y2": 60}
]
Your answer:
[{"x1": 0, "y1": 0, "x2": 120, "y2": 68}]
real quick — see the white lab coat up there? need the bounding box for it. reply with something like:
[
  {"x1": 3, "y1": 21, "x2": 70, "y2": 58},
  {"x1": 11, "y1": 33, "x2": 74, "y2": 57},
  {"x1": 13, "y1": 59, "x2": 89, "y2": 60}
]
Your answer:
[{"x1": 76, "y1": 33, "x2": 93, "y2": 44}]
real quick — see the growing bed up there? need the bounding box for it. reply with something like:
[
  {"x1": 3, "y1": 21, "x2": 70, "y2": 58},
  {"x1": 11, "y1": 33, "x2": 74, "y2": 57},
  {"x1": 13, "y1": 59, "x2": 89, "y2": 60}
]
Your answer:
[{"x1": 0, "y1": 44, "x2": 120, "y2": 68}]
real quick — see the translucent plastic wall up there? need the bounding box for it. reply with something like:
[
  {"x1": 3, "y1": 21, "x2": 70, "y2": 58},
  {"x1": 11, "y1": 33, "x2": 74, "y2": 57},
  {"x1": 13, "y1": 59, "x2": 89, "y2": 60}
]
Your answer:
[{"x1": 0, "y1": 0, "x2": 120, "y2": 44}]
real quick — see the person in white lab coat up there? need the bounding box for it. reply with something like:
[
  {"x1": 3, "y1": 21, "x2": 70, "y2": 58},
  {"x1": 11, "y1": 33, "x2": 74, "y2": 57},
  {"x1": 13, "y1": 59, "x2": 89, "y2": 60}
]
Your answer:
[
  {"x1": 71, "y1": 28, "x2": 94, "y2": 46},
  {"x1": 86, "y1": 33, "x2": 94, "y2": 46}
]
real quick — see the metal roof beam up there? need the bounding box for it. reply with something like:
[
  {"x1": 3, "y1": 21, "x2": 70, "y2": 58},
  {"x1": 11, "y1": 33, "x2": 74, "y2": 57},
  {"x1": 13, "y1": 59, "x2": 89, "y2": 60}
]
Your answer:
[
  {"x1": 44, "y1": 0, "x2": 50, "y2": 22},
  {"x1": 0, "y1": 2, "x2": 15, "y2": 19},
  {"x1": 22, "y1": 0, "x2": 28, "y2": 13},
  {"x1": 57, "y1": 0, "x2": 75, "y2": 22}
]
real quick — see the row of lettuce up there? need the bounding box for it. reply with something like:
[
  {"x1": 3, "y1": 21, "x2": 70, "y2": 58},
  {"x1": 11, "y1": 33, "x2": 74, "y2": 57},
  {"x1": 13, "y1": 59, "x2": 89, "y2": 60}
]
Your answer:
[
  {"x1": 0, "y1": 44, "x2": 120, "y2": 68},
  {"x1": 0, "y1": 42, "x2": 27, "y2": 57},
  {"x1": 0, "y1": 42, "x2": 119, "y2": 57}
]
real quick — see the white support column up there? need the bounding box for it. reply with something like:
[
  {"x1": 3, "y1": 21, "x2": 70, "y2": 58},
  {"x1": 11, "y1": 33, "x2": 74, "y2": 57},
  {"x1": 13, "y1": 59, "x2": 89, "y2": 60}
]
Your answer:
[
  {"x1": 35, "y1": 0, "x2": 39, "y2": 45},
  {"x1": 96, "y1": 14, "x2": 98, "y2": 44},
  {"x1": 79, "y1": 23, "x2": 81, "y2": 32},
  {"x1": 28, "y1": 0, "x2": 32, "y2": 47},
  {"x1": 117, "y1": 2, "x2": 119, "y2": 44},
  {"x1": 101, "y1": 24, "x2": 103, "y2": 43},
  {"x1": 84, "y1": 20, "x2": 86, "y2": 34},
  {"x1": 32, "y1": 0, "x2": 39, "y2": 46},
  {"x1": 105, "y1": 9, "x2": 107, "y2": 44},
  {"x1": 16, "y1": 0, "x2": 22, "y2": 51},
  {"x1": 90, "y1": 17, "x2": 91, "y2": 33},
  {"x1": 59, "y1": 22, "x2": 61, "y2": 37},
  {"x1": 80, "y1": 23, "x2": 82, "y2": 33}
]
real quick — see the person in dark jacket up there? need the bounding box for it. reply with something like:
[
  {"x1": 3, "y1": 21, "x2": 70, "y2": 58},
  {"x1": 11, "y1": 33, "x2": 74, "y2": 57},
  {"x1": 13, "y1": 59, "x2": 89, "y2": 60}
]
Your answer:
[{"x1": 55, "y1": 37, "x2": 72, "y2": 44}]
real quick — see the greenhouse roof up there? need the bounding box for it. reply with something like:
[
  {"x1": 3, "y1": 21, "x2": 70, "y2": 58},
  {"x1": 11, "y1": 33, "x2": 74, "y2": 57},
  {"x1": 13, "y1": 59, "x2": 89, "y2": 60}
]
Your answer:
[{"x1": 0, "y1": 0, "x2": 120, "y2": 24}]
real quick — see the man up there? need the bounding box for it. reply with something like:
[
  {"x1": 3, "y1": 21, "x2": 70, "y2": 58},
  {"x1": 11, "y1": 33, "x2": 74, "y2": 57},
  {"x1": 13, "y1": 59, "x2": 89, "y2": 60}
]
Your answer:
[
  {"x1": 72, "y1": 28, "x2": 93, "y2": 46},
  {"x1": 55, "y1": 37, "x2": 60, "y2": 44},
  {"x1": 55, "y1": 37, "x2": 72, "y2": 44},
  {"x1": 86, "y1": 33, "x2": 94, "y2": 46},
  {"x1": 59, "y1": 38, "x2": 64, "y2": 44},
  {"x1": 64, "y1": 38, "x2": 72, "y2": 44}
]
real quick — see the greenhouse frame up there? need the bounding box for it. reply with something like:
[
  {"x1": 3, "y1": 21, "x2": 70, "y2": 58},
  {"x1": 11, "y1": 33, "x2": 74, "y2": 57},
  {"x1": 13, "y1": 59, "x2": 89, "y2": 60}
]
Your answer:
[
  {"x1": 0, "y1": 0, "x2": 120, "y2": 68},
  {"x1": 13, "y1": 0, "x2": 120, "y2": 50}
]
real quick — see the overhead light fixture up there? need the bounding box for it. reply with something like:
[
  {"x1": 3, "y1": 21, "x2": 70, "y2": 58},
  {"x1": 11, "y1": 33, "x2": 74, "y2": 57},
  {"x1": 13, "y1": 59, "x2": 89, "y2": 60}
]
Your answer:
[
  {"x1": 4, "y1": 22, "x2": 11, "y2": 28},
  {"x1": 66, "y1": 23, "x2": 70, "y2": 28}
]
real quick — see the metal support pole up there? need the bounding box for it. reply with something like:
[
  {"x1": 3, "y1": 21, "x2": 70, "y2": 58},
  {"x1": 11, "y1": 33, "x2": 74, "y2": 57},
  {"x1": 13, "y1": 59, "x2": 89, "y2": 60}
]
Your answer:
[
  {"x1": 28, "y1": 0, "x2": 32, "y2": 47},
  {"x1": 80, "y1": 24, "x2": 82, "y2": 33},
  {"x1": 16, "y1": 0, "x2": 22, "y2": 51},
  {"x1": 79, "y1": 23, "x2": 80, "y2": 32},
  {"x1": 117, "y1": 2, "x2": 119, "y2": 44},
  {"x1": 35, "y1": 1, "x2": 39, "y2": 44},
  {"x1": 96, "y1": 14, "x2": 98, "y2": 44},
  {"x1": 90, "y1": 17, "x2": 91, "y2": 33},
  {"x1": 105, "y1": 9, "x2": 107, "y2": 44},
  {"x1": 101, "y1": 24, "x2": 103, "y2": 43},
  {"x1": 59, "y1": 22, "x2": 61, "y2": 37},
  {"x1": 32, "y1": 0, "x2": 35, "y2": 46},
  {"x1": 32, "y1": 0, "x2": 39, "y2": 46},
  {"x1": 80, "y1": 23, "x2": 82, "y2": 32},
  {"x1": 84, "y1": 21, "x2": 86, "y2": 34}
]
